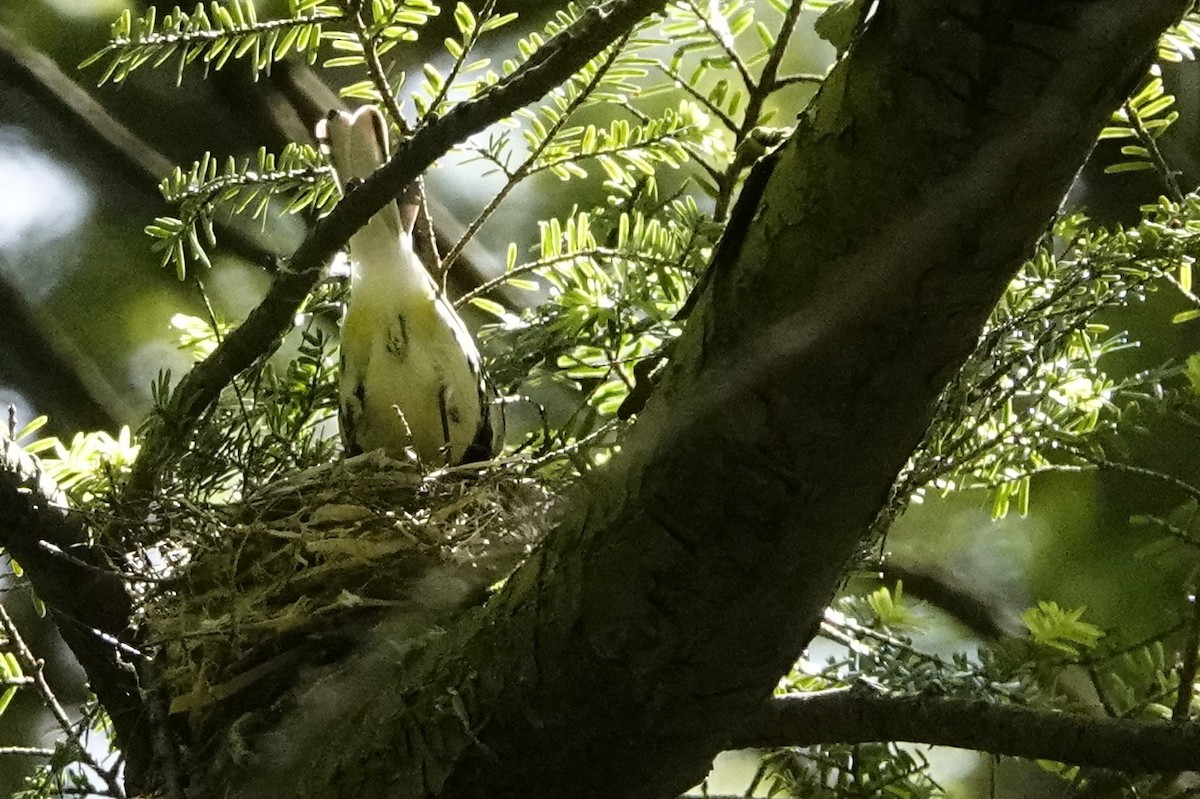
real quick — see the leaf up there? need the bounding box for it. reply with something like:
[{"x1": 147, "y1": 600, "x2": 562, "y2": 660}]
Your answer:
[
  {"x1": 1104, "y1": 161, "x2": 1155, "y2": 174},
  {"x1": 1184, "y1": 353, "x2": 1200, "y2": 394},
  {"x1": 480, "y1": 12, "x2": 518, "y2": 33},
  {"x1": 0, "y1": 685, "x2": 16, "y2": 717},
  {"x1": 469, "y1": 297, "x2": 508, "y2": 319},
  {"x1": 1173, "y1": 309, "x2": 1200, "y2": 324},
  {"x1": 866, "y1": 581, "x2": 912, "y2": 628},
  {"x1": 1022, "y1": 601, "x2": 1104, "y2": 655},
  {"x1": 14, "y1": 416, "x2": 48, "y2": 442},
  {"x1": 454, "y1": 1, "x2": 476, "y2": 37},
  {"x1": 1098, "y1": 126, "x2": 1134, "y2": 140}
]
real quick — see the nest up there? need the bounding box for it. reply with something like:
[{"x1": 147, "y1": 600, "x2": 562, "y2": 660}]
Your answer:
[{"x1": 140, "y1": 451, "x2": 553, "y2": 723}]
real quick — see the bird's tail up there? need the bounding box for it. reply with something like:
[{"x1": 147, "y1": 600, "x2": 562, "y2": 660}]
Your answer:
[{"x1": 316, "y1": 105, "x2": 413, "y2": 237}]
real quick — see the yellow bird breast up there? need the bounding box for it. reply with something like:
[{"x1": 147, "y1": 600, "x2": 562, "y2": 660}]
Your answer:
[
  {"x1": 340, "y1": 287, "x2": 493, "y2": 466},
  {"x1": 321, "y1": 105, "x2": 501, "y2": 466}
]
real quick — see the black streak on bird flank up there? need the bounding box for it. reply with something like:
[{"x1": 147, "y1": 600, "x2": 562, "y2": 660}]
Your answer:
[
  {"x1": 387, "y1": 314, "x2": 409, "y2": 358},
  {"x1": 437, "y1": 384, "x2": 452, "y2": 447},
  {"x1": 340, "y1": 382, "x2": 366, "y2": 456}
]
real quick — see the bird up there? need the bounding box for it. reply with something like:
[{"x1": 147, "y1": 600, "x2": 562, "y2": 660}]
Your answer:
[{"x1": 316, "y1": 105, "x2": 503, "y2": 466}]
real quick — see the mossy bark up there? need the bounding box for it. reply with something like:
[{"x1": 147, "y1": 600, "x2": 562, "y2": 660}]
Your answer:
[{"x1": 196, "y1": 2, "x2": 1188, "y2": 798}]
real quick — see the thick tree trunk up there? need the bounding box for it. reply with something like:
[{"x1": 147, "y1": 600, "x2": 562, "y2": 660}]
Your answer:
[{"x1": 186, "y1": 2, "x2": 1186, "y2": 797}]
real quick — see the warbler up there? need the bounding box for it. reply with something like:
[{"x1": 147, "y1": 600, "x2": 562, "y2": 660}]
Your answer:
[{"x1": 317, "y1": 105, "x2": 503, "y2": 466}]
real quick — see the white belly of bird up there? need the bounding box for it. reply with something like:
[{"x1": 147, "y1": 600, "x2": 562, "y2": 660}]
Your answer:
[
  {"x1": 348, "y1": 297, "x2": 485, "y2": 464},
  {"x1": 338, "y1": 225, "x2": 489, "y2": 466}
]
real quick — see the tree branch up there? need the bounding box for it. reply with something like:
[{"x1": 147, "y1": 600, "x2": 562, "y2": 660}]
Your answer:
[
  {"x1": 1172, "y1": 592, "x2": 1200, "y2": 720},
  {"x1": 0, "y1": 440, "x2": 149, "y2": 791},
  {"x1": 0, "y1": 605, "x2": 125, "y2": 798},
  {"x1": 879, "y1": 562, "x2": 1017, "y2": 639},
  {"x1": 738, "y1": 691, "x2": 1200, "y2": 774},
  {"x1": 118, "y1": 0, "x2": 672, "y2": 520},
  {"x1": 199, "y1": 2, "x2": 1190, "y2": 799}
]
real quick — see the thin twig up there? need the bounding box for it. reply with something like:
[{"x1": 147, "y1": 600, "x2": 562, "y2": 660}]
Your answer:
[
  {"x1": 424, "y1": 0, "x2": 498, "y2": 126},
  {"x1": 0, "y1": 605, "x2": 126, "y2": 799},
  {"x1": 1135, "y1": 512, "x2": 1200, "y2": 549},
  {"x1": 686, "y1": 0, "x2": 755, "y2": 90},
  {"x1": 714, "y1": 0, "x2": 805, "y2": 221},
  {"x1": 1173, "y1": 592, "x2": 1200, "y2": 720},
  {"x1": 442, "y1": 33, "x2": 631, "y2": 279},
  {"x1": 681, "y1": 141, "x2": 726, "y2": 187},
  {"x1": 1124, "y1": 99, "x2": 1185, "y2": 203},
  {"x1": 526, "y1": 419, "x2": 624, "y2": 468},
  {"x1": 0, "y1": 608, "x2": 73, "y2": 739},
  {"x1": 1160, "y1": 269, "x2": 1200, "y2": 310},
  {"x1": 0, "y1": 676, "x2": 34, "y2": 686},
  {"x1": 656, "y1": 63, "x2": 738, "y2": 132},
  {"x1": 0, "y1": 746, "x2": 56, "y2": 757},
  {"x1": 409, "y1": 0, "x2": 498, "y2": 279},
  {"x1": 821, "y1": 612, "x2": 958, "y2": 675},
  {"x1": 775, "y1": 71, "x2": 826, "y2": 86},
  {"x1": 347, "y1": 3, "x2": 409, "y2": 132},
  {"x1": 742, "y1": 761, "x2": 768, "y2": 798},
  {"x1": 455, "y1": 246, "x2": 678, "y2": 308},
  {"x1": 1069, "y1": 449, "x2": 1200, "y2": 505},
  {"x1": 1085, "y1": 619, "x2": 1193, "y2": 673},
  {"x1": 1121, "y1": 99, "x2": 1200, "y2": 322}
]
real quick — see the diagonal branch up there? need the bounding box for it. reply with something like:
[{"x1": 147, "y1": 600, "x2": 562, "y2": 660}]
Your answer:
[
  {"x1": 119, "y1": 0, "x2": 673, "y2": 519},
  {"x1": 0, "y1": 605, "x2": 125, "y2": 798},
  {"x1": 198, "y1": 3, "x2": 1190, "y2": 799}
]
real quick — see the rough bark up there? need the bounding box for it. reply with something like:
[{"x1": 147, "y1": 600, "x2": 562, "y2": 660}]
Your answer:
[{"x1": 196, "y1": 2, "x2": 1187, "y2": 799}]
